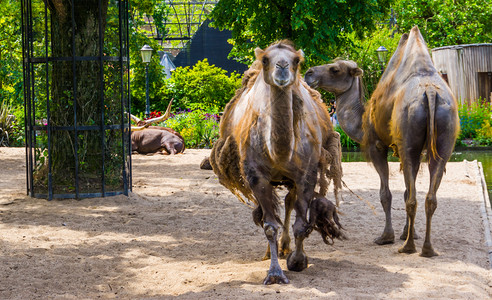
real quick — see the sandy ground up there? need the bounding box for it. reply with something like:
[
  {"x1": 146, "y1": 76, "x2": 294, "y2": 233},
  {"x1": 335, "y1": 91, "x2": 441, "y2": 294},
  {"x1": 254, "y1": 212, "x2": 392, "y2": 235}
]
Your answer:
[{"x1": 0, "y1": 147, "x2": 491, "y2": 299}]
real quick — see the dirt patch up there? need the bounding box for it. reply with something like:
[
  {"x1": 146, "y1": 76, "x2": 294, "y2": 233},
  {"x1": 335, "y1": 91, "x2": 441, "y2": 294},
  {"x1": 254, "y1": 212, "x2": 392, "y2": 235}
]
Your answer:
[{"x1": 0, "y1": 147, "x2": 491, "y2": 299}]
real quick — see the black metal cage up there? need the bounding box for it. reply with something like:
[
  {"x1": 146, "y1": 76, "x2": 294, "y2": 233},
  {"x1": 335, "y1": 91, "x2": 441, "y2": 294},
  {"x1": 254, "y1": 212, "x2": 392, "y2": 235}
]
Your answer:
[{"x1": 21, "y1": 0, "x2": 131, "y2": 199}]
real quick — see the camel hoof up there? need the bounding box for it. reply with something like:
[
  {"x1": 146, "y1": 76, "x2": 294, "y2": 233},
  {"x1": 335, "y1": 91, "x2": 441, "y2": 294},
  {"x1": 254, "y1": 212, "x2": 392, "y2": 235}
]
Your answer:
[
  {"x1": 279, "y1": 246, "x2": 291, "y2": 259},
  {"x1": 420, "y1": 245, "x2": 439, "y2": 257},
  {"x1": 398, "y1": 244, "x2": 417, "y2": 254},
  {"x1": 374, "y1": 234, "x2": 394, "y2": 245},
  {"x1": 287, "y1": 251, "x2": 308, "y2": 272},
  {"x1": 263, "y1": 271, "x2": 289, "y2": 285},
  {"x1": 399, "y1": 231, "x2": 420, "y2": 240}
]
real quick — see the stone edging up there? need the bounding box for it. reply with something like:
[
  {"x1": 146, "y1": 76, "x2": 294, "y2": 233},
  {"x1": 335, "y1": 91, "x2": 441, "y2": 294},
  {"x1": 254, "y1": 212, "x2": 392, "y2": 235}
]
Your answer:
[{"x1": 475, "y1": 160, "x2": 492, "y2": 268}]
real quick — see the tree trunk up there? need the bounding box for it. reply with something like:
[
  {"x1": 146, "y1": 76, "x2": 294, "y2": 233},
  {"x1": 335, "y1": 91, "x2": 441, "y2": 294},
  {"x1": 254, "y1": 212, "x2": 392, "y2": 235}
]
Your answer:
[{"x1": 46, "y1": 0, "x2": 109, "y2": 193}]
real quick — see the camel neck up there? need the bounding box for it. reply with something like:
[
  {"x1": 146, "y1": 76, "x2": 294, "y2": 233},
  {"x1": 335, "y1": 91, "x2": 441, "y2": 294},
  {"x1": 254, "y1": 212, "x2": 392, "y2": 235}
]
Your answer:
[
  {"x1": 267, "y1": 85, "x2": 294, "y2": 159},
  {"x1": 335, "y1": 77, "x2": 365, "y2": 143}
]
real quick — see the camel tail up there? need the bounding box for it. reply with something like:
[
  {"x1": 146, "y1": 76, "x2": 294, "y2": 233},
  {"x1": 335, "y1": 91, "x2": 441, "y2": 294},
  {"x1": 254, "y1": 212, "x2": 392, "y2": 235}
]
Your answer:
[{"x1": 425, "y1": 89, "x2": 441, "y2": 161}]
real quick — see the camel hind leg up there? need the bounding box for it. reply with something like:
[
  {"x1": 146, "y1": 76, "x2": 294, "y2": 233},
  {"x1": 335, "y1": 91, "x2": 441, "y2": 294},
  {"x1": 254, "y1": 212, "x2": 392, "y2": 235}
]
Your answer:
[
  {"x1": 280, "y1": 190, "x2": 295, "y2": 258},
  {"x1": 420, "y1": 156, "x2": 445, "y2": 257},
  {"x1": 398, "y1": 148, "x2": 423, "y2": 254},
  {"x1": 421, "y1": 138, "x2": 454, "y2": 257},
  {"x1": 398, "y1": 135, "x2": 425, "y2": 254}
]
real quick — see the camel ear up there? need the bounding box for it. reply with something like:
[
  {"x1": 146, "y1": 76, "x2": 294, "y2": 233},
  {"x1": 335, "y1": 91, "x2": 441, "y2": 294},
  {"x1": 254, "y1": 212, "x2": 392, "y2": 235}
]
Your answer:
[
  {"x1": 296, "y1": 49, "x2": 305, "y2": 64},
  {"x1": 254, "y1": 47, "x2": 265, "y2": 59},
  {"x1": 297, "y1": 49, "x2": 305, "y2": 58},
  {"x1": 350, "y1": 67, "x2": 363, "y2": 77}
]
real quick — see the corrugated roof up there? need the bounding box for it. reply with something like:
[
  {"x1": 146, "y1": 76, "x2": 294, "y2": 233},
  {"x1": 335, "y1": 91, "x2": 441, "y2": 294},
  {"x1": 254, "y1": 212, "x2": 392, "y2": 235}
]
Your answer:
[{"x1": 432, "y1": 43, "x2": 492, "y2": 52}]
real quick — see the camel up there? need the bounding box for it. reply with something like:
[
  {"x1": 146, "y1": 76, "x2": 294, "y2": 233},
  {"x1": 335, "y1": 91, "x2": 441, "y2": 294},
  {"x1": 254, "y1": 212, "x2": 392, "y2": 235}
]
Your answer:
[
  {"x1": 304, "y1": 26, "x2": 460, "y2": 257},
  {"x1": 210, "y1": 40, "x2": 343, "y2": 284}
]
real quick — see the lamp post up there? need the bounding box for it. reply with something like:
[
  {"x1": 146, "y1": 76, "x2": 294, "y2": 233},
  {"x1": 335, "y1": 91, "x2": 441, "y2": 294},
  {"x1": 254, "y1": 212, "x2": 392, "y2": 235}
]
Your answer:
[
  {"x1": 376, "y1": 46, "x2": 388, "y2": 74},
  {"x1": 140, "y1": 44, "x2": 153, "y2": 118}
]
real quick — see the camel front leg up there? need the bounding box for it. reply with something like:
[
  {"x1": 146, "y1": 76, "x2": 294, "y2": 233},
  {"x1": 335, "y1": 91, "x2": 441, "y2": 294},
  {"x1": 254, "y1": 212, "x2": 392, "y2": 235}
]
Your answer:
[
  {"x1": 287, "y1": 172, "x2": 316, "y2": 272},
  {"x1": 263, "y1": 221, "x2": 289, "y2": 284},
  {"x1": 368, "y1": 144, "x2": 394, "y2": 245},
  {"x1": 261, "y1": 190, "x2": 295, "y2": 260},
  {"x1": 247, "y1": 172, "x2": 289, "y2": 284}
]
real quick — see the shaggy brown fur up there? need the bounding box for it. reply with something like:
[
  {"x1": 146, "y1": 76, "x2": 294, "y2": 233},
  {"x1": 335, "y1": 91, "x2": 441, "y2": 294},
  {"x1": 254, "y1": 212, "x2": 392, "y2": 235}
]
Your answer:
[
  {"x1": 210, "y1": 40, "x2": 343, "y2": 285},
  {"x1": 309, "y1": 193, "x2": 346, "y2": 245},
  {"x1": 305, "y1": 26, "x2": 459, "y2": 257}
]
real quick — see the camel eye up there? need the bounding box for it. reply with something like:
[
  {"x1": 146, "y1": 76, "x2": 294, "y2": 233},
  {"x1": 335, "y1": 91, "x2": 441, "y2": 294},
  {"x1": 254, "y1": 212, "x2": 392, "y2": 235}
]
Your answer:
[
  {"x1": 330, "y1": 67, "x2": 339, "y2": 74},
  {"x1": 262, "y1": 56, "x2": 269, "y2": 65},
  {"x1": 305, "y1": 70, "x2": 313, "y2": 76},
  {"x1": 293, "y1": 57, "x2": 300, "y2": 66}
]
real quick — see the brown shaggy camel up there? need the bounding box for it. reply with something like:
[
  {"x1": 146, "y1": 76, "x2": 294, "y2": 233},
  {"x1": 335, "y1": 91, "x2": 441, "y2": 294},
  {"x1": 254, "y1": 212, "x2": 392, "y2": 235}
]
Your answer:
[
  {"x1": 210, "y1": 40, "x2": 343, "y2": 284},
  {"x1": 304, "y1": 26, "x2": 460, "y2": 257}
]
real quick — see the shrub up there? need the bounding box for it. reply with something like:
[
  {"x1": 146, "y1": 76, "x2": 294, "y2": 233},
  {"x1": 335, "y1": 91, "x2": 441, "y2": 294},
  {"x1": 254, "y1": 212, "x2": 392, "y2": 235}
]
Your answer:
[
  {"x1": 476, "y1": 119, "x2": 492, "y2": 146},
  {"x1": 159, "y1": 107, "x2": 220, "y2": 149},
  {"x1": 335, "y1": 125, "x2": 359, "y2": 150},
  {"x1": 458, "y1": 99, "x2": 492, "y2": 141},
  {"x1": 0, "y1": 100, "x2": 15, "y2": 147},
  {"x1": 160, "y1": 59, "x2": 242, "y2": 112}
]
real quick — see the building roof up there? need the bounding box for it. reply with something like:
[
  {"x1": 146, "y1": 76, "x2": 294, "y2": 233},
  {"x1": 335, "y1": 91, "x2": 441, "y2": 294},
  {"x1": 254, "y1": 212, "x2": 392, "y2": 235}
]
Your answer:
[{"x1": 432, "y1": 43, "x2": 492, "y2": 52}]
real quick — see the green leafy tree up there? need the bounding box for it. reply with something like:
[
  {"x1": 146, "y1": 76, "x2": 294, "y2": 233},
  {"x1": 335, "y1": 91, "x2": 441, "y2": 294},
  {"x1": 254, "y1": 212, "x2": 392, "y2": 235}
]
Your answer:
[
  {"x1": 210, "y1": 0, "x2": 392, "y2": 66},
  {"x1": 0, "y1": 0, "x2": 24, "y2": 146},
  {"x1": 160, "y1": 59, "x2": 241, "y2": 111},
  {"x1": 129, "y1": 0, "x2": 169, "y2": 115},
  {"x1": 393, "y1": 0, "x2": 492, "y2": 48},
  {"x1": 337, "y1": 27, "x2": 403, "y2": 96}
]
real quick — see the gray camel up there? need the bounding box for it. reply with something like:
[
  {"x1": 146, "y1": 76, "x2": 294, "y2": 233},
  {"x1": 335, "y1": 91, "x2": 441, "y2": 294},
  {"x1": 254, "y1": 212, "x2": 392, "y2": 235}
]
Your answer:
[{"x1": 304, "y1": 26, "x2": 460, "y2": 257}]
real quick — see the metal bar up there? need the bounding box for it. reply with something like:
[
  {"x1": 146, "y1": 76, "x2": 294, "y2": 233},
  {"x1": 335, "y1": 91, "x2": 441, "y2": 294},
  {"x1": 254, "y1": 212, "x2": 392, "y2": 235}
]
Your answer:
[
  {"x1": 27, "y1": 0, "x2": 35, "y2": 197},
  {"x1": 20, "y1": 0, "x2": 29, "y2": 196},
  {"x1": 32, "y1": 124, "x2": 128, "y2": 131},
  {"x1": 119, "y1": 0, "x2": 128, "y2": 196},
  {"x1": 163, "y1": 1, "x2": 218, "y2": 4},
  {"x1": 98, "y1": 0, "x2": 106, "y2": 197},
  {"x1": 170, "y1": 3, "x2": 185, "y2": 44},
  {"x1": 45, "y1": 3, "x2": 53, "y2": 200},
  {"x1": 145, "y1": 64, "x2": 150, "y2": 118},
  {"x1": 164, "y1": 37, "x2": 191, "y2": 40},
  {"x1": 27, "y1": 56, "x2": 128, "y2": 63},
  {"x1": 125, "y1": 0, "x2": 132, "y2": 193},
  {"x1": 71, "y1": 1, "x2": 80, "y2": 199},
  {"x1": 34, "y1": 190, "x2": 126, "y2": 199}
]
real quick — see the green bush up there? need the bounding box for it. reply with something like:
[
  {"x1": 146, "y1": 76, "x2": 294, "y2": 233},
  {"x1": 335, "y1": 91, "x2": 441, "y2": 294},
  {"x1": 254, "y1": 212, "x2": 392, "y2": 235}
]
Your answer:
[
  {"x1": 335, "y1": 125, "x2": 359, "y2": 150},
  {"x1": 0, "y1": 100, "x2": 15, "y2": 147},
  {"x1": 458, "y1": 99, "x2": 492, "y2": 141},
  {"x1": 160, "y1": 59, "x2": 242, "y2": 112},
  {"x1": 476, "y1": 119, "x2": 492, "y2": 146},
  {"x1": 159, "y1": 107, "x2": 220, "y2": 149}
]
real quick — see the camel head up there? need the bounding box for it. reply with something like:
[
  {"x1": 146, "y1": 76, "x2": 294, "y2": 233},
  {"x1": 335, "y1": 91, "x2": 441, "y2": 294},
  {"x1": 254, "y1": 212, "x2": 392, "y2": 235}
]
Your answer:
[
  {"x1": 304, "y1": 60, "x2": 363, "y2": 95},
  {"x1": 254, "y1": 40, "x2": 304, "y2": 88}
]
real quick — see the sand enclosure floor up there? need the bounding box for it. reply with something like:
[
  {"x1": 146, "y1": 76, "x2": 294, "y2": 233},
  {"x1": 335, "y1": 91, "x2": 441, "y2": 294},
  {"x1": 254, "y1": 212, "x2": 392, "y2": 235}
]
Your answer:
[{"x1": 0, "y1": 147, "x2": 491, "y2": 299}]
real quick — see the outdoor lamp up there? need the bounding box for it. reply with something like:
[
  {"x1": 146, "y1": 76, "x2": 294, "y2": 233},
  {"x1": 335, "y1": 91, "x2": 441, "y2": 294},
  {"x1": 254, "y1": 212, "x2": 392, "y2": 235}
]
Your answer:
[
  {"x1": 141, "y1": 45, "x2": 153, "y2": 118},
  {"x1": 140, "y1": 44, "x2": 153, "y2": 63},
  {"x1": 376, "y1": 46, "x2": 388, "y2": 73}
]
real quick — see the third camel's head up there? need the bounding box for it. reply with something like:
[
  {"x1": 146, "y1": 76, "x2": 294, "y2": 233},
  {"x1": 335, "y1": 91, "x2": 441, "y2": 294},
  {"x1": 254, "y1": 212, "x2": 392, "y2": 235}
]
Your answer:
[
  {"x1": 255, "y1": 40, "x2": 304, "y2": 88},
  {"x1": 304, "y1": 60, "x2": 363, "y2": 95}
]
